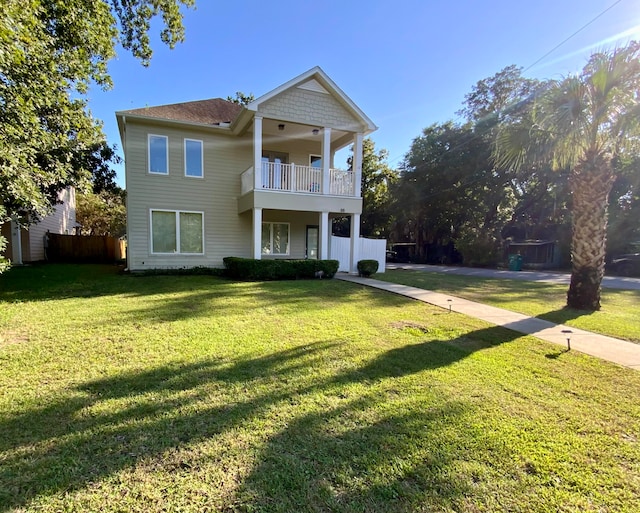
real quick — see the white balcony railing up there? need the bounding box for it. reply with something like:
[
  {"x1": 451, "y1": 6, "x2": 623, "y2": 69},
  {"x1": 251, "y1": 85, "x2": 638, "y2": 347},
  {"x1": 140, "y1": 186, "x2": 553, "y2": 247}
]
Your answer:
[{"x1": 241, "y1": 163, "x2": 356, "y2": 197}]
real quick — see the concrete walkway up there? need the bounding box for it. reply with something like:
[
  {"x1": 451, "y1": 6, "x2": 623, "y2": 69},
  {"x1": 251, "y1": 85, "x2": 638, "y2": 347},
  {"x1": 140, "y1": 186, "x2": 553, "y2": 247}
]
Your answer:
[
  {"x1": 336, "y1": 274, "x2": 640, "y2": 371},
  {"x1": 386, "y1": 263, "x2": 640, "y2": 290}
]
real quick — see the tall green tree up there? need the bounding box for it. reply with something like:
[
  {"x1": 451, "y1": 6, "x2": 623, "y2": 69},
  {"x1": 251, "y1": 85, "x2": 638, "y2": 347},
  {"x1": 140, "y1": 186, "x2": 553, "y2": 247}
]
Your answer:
[
  {"x1": 226, "y1": 92, "x2": 255, "y2": 105},
  {"x1": 607, "y1": 155, "x2": 640, "y2": 257},
  {"x1": 495, "y1": 42, "x2": 640, "y2": 310},
  {"x1": 333, "y1": 138, "x2": 397, "y2": 238},
  {"x1": 459, "y1": 64, "x2": 543, "y2": 128},
  {"x1": 460, "y1": 66, "x2": 569, "y2": 246},
  {"x1": 349, "y1": 138, "x2": 397, "y2": 238},
  {"x1": 393, "y1": 122, "x2": 514, "y2": 265},
  {"x1": 0, "y1": 0, "x2": 194, "y2": 269},
  {"x1": 76, "y1": 188, "x2": 126, "y2": 237}
]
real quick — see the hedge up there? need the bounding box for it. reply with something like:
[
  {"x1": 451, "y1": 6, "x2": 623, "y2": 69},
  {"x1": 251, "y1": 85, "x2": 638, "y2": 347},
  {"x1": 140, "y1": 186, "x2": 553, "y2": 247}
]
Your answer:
[
  {"x1": 357, "y1": 259, "x2": 379, "y2": 277},
  {"x1": 223, "y1": 257, "x2": 339, "y2": 281}
]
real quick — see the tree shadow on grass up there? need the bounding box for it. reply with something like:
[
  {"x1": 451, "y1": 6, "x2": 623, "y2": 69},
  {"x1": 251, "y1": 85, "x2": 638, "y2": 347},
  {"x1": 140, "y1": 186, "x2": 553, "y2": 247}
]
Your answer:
[
  {"x1": 231, "y1": 400, "x2": 476, "y2": 513},
  {"x1": 0, "y1": 321, "x2": 521, "y2": 511},
  {"x1": 229, "y1": 327, "x2": 522, "y2": 512},
  {"x1": 0, "y1": 341, "x2": 339, "y2": 511},
  {"x1": 537, "y1": 306, "x2": 595, "y2": 325},
  {"x1": 0, "y1": 264, "x2": 400, "y2": 326}
]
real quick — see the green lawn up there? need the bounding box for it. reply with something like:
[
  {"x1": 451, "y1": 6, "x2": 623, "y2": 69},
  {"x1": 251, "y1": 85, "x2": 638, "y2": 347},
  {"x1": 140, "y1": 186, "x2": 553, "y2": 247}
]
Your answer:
[
  {"x1": 376, "y1": 269, "x2": 640, "y2": 343},
  {"x1": 1, "y1": 264, "x2": 639, "y2": 512}
]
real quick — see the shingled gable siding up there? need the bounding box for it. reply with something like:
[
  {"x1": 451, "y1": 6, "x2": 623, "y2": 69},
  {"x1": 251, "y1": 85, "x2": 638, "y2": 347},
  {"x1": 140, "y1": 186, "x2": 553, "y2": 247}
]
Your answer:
[
  {"x1": 258, "y1": 88, "x2": 361, "y2": 131},
  {"x1": 125, "y1": 121, "x2": 253, "y2": 270}
]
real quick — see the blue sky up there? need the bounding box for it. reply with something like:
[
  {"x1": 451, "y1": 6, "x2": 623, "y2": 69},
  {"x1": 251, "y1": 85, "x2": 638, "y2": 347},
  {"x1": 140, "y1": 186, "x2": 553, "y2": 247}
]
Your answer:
[{"x1": 89, "y1": 0, "x2": 640, "y2": 186}]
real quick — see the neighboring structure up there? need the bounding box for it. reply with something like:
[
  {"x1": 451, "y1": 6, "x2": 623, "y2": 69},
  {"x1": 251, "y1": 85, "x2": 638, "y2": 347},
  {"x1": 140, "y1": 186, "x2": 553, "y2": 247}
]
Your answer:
[
  {"x1": 116, "y1": 67, "x2": 377, "y2": 272},
  {"x1": 506, "y1": 240, "x2": 561, "y2": 269},
  {"x1": 0, "y1": 188, "x2": 77, "y2": 264}
]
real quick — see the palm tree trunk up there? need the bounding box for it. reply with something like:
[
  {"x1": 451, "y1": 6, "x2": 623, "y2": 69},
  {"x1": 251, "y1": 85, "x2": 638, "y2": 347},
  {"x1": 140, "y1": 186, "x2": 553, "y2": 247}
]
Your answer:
[{"x1": 567, "y1": 151, "x2": 615, "y2": 310}]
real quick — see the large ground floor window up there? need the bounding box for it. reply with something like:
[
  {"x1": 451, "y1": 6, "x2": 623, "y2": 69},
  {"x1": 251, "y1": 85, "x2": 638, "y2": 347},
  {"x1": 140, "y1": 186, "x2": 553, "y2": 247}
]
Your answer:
[
  {"x1": 262, "y1": 222, "x2": 289, "y2": 255},
  {"x1": 150, "y1": 210, "x2": 204, "y2": 254}
]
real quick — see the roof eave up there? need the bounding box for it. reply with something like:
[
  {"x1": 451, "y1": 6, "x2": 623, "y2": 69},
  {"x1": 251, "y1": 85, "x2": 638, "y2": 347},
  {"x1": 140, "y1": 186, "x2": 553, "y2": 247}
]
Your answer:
[
  {"x1": 245, "y1": 66, "x2": 377, "y2": 134},
  {"x1": 115, "y1": 111, "x2": 235, "y2": 132}
]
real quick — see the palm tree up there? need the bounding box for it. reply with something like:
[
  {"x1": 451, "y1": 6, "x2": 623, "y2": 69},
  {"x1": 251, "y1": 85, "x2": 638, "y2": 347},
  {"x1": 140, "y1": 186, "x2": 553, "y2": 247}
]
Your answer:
[{"x1": 495, "y1": 42, "x2": 640, "y2": 310}]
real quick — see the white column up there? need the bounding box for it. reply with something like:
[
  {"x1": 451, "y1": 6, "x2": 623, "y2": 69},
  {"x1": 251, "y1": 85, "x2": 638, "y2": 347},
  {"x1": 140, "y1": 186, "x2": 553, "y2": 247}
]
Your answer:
[
  {"x1": 322, "y1": 127, "x2": 331, "y2": 194},
  {"x1": 253, "y1": 116, "x2": 263, "y2": 189},
  {"x1": 350, "y1": 213, "x2": 360, "y2": 274},
  {"x1": 252, "y1": 207, "x2": 262, "y2": 259},
  {"x1": 353, "y1": 133, "x2": 363, "y2": 197},
  {"x1": 319, "y1": 211, "x2": 329, "y2": 260}
]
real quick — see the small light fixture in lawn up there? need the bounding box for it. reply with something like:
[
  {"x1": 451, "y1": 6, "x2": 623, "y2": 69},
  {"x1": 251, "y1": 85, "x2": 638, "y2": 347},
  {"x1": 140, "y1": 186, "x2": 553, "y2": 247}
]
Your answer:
[
  {"x1": 447, "y1": 299, "x2": 452, "y2": 313},
  {"x1": 561, "y1": 329, "x2": 572, "y2": 351}
]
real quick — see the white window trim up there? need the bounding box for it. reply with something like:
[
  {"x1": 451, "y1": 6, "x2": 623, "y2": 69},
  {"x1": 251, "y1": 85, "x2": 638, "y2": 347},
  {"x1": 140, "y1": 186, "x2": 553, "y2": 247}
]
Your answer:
[
  {"x1": 148, "y1": 134, "x2": 169, "y2": 175},
  {"x1": 184, "y1": 138, "x2": 204, "y2": 178},
  {"x1": 149, "y1": 209, "x2": 205, "y2": 255},
  {"x1": 262, "y1": 222, "x2": 290, "y2": 256}
]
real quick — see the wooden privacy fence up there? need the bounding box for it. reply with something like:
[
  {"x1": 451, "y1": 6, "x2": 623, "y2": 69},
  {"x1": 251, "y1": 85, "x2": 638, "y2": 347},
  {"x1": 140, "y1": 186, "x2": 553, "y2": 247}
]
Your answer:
[{"x1": 46, "y1": 234, "x2": 126, "y2": 263}]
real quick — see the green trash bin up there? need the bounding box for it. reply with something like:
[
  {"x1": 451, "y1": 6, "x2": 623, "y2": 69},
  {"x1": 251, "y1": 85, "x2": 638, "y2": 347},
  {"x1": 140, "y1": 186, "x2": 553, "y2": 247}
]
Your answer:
[{"x1": 508, "y1": 254, "x2": 523, "y2": 271}]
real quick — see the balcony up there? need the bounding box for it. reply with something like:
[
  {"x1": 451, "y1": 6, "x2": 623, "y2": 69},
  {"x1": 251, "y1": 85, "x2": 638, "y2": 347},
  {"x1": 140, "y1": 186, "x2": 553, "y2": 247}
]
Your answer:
[{"x1": 241, "y1": 163, "x2": 356, "y2": 197}]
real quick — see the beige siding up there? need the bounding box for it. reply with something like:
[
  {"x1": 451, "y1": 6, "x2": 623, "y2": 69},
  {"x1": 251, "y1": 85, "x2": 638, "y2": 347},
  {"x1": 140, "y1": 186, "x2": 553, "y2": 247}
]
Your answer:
[
  {"x1": 26, "y1": 188, "x2": 76, "y2": 262},
  {"x1": 125, "y1": 120, "x2": 253, "y2": 270},
  {"x1": 124, "y1": 119, "x2": 359, "y2": 270},
  {"x1": 258, "y1": 88, "x2": 362, "y2": 131},
  {"x1": 262, "y1": 137, "x2": 346, "y2": 169}
]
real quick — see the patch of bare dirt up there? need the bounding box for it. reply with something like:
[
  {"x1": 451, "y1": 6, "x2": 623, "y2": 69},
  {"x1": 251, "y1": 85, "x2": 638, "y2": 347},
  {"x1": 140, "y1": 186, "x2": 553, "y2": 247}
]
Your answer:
[
  {"x1": 389, "y1": 321, "x2": 429, "y2": 333},
  {"x1": 0, "y1": 329, "x2": 30, "y2": 347}
]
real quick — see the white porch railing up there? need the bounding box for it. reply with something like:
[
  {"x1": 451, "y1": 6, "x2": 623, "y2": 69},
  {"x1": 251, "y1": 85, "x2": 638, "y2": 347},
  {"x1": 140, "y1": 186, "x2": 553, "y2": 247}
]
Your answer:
[
  {"x1": 240, "y1": 163, "x2": 356, "y2": 196},
  {"x1": 329, "y1": 169, "x2": 355, "y2": 196}
]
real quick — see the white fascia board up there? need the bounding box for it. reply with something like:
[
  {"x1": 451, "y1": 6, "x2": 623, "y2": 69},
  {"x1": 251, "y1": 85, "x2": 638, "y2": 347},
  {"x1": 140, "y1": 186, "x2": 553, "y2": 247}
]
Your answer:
[{"x1": 246, "y1": 66, "x2": 378, "y2": 134}]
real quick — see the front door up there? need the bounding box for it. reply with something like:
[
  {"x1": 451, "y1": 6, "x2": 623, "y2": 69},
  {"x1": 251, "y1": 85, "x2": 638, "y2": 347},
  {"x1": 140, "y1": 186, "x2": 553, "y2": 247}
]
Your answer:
[{"x1": 306, "y1": 225, "x2": 319, "y2": 259}]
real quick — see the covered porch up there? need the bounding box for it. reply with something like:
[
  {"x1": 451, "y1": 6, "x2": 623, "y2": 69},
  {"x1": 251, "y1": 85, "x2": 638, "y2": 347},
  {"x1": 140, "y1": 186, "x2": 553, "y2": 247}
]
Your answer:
[{"x1": 242, "y1": 208, "x2": 364, "y2": 274}]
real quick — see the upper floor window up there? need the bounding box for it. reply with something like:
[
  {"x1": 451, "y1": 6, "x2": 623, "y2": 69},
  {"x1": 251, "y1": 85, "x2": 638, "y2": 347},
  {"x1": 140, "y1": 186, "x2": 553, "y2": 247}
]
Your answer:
[
  {"x1": 310, "y1": 155, "x2": 322, "y2": 168},
  {"x1": 148, "y1": 135, "x2": 168, "y2": 174},
  {"x1": 184, "y1": 139, "x2": 203, "y2": 178}
]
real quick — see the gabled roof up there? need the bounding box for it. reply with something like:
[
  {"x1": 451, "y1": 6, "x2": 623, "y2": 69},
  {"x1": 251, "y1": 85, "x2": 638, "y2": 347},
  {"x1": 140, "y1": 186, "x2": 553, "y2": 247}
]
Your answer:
[
  {"x1": 119, "y1": 98, "x2": 242, "y2": 125},
  {"x1": 242, "y1": 66, "x2": 377, "y2": 133},
  {"x1": 116, "y1": 67, "x2": 376, "y2": 136}
]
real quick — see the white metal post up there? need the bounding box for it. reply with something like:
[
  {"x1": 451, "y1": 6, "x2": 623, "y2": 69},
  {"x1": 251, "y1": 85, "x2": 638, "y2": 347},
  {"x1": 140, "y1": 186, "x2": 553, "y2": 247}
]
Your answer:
[
  {"x1": 319, "y1": 211, "x2": 329, "y2": 260},
  {"x1": 322, "y1": 127, "x2": 331, "y2": 194},
  {"x1": 252, "y1": 207, "x2": 262, "y2": 259},
  {"x1": 353, "y1": 133, "x2": 363, "y2": 197},
  {"x1": 253, "y1": 116, "x2": 263, "y2": 189},
  {"x1": 350, "y1": 213, "x2": 360, "y2": 274}
]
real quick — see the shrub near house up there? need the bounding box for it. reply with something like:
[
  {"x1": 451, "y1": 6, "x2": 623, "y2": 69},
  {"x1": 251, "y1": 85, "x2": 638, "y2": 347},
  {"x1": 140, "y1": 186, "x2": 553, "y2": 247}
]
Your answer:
[{"x1": 223, "y1": 257, "x2": 338, "y2": 280}]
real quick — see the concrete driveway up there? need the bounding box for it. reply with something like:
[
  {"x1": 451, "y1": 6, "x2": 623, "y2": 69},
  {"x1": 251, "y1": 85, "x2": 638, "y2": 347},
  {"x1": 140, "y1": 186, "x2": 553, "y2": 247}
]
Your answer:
[{"x1": 385, "y1": 263, "x2": 640, "y2": 291}]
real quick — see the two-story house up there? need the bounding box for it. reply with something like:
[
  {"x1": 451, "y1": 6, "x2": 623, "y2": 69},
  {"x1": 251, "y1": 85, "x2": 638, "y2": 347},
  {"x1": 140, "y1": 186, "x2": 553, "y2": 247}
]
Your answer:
[{"x1": 116, "y1": 67, "x2": 377, "y2": 272}]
